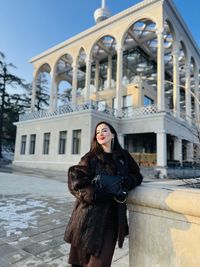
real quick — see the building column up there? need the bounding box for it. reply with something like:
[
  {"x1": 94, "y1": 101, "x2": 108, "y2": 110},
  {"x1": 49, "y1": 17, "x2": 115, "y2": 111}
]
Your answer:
[
  {"x1": 156, "y1": 29, "x2": 165, "y2": 111},
  {"x1": 49, "y1": 71, "x2": 58, "y2": 111},
  {"x1": 118, "y1": 133, "x2": 124, "y2": 148},
  {"x1": 138, "y1": 75, "x2": 143, "y2": 106},
  {"x1": 72, "y1": 63, "x2": 78, "y2": 104},
  {"x1": 156, "y1": 131, "x2": 167, "y2": 167},
  {"x1": 186, "y1": 142, "x2": 193, "y2": 162},
  {"x1": 31, "y1": 77, "x2": 37, "y2": 112},
  {"x1": 107, "y1": 55, "x2": 112, "y2": 89},
  {"x1": 172, "y1": 47, "x2": 180, "y2": 117},
  {"x1": 85, "y1": 58, "x2": 92, "y2": 102},
  {"x1": 194, "y1": 142, "x2": 200, "y2": 164},
  {"x1": 94, "y1": 60, "x2": 99, "y2": 91},
  {"x1": 194, "y1": 70, "x2": 200, "y2": 123},
  {"x1": 174, "y1": 137, "x2": 182, "y2": 163},
  {"x1": 116, "y1": 45, "x2": 123, "y2": 115},
  {"x1": 185, "y1": 64, "x2": 192, "y2": 124}
]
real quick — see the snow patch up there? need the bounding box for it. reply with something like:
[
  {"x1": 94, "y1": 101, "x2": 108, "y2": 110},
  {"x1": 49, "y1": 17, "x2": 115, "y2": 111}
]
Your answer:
[
  {"x1": 0, "y1": 197, "x2": 58, "y2": 238},
  {"x1": 52, "y1": 219, "x2": 61, "y2": 225},
  {"x1": 46, "y1": 207, "x2": 56, "y2": 214}
]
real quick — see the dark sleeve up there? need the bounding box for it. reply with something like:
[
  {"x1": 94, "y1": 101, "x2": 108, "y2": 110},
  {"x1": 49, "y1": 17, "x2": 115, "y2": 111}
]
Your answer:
[
  {"x1": 124, "y1": 151, "x2": 143, "y2": 191},
  {"x1": 67, "y1": 153, "x2": 95, "y2": 204}
]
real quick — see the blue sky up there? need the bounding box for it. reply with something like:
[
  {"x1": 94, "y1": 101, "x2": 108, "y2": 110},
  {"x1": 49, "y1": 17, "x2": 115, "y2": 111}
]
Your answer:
[{"x1": 0, "y1": 0, "x2": 200, "y2": 84}]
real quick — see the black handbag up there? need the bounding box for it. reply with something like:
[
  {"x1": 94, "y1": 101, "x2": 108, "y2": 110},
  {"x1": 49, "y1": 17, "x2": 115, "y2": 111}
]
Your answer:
[{"x1": 91, "y1": 174, "x2": 127, "y2": 203}]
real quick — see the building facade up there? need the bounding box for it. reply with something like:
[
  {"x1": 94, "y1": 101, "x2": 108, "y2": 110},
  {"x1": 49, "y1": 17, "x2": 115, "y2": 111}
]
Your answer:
[{"x1": 14, "y1": 0, "x2": 200, "y2": 177}]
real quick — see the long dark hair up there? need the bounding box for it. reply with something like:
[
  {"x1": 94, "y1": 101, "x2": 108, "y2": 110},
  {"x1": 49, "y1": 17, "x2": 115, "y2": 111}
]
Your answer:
[{"x1": 90, "y1": 121, "x2": 124, "y2": 156}]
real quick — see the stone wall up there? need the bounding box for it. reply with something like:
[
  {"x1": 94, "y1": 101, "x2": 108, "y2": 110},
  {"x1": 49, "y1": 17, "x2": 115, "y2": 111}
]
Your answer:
[{"x1": 127, "y1": 181, "x2": 200, "y2": 267}]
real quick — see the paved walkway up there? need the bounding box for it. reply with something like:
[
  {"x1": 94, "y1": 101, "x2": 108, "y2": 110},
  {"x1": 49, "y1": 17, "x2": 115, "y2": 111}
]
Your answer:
[{"x1": 0, "y1": 166, "x2": 129, "y2": 267}]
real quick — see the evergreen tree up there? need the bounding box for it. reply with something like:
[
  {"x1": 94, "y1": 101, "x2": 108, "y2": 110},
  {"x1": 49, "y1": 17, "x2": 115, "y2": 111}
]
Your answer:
[
  {"x1": 23, "y1": 72, "x2": 50, "y2": 111},
  {"x1": 59, "y1": 88, "x2": 72, "y2": 105},
  {"x1": 35, "y1": 72, "x2": 50, "y2": 110},
  {"x1": 0, "y1": 53, "x2": 24, "y2": 158},
  {"x1": 0, "y1": 53, "x2": 51, "y2": 160},
  {"x1": 3, "y1": 92, "x2": 31, "y2": 150}
]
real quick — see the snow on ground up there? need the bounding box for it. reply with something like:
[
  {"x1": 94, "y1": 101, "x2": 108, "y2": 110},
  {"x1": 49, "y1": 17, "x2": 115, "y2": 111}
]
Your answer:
[{"x1": 0, "y1": 196, "x2": 59, "y2": 237}]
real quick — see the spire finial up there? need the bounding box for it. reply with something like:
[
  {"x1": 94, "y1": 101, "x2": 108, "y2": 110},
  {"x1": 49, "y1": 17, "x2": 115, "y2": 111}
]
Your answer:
[
  {"x1": 102, "y1": 0, "x2": 106, "y2": 8},
  {"x1": 94, "y1": 0, "x2": 110, "y2": 24}
]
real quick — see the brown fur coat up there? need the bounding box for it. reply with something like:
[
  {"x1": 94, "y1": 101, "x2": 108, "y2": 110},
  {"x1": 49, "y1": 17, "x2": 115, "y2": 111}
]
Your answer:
[{"x1": 64, "y1": 150, "x2": 143, "y2": 262}]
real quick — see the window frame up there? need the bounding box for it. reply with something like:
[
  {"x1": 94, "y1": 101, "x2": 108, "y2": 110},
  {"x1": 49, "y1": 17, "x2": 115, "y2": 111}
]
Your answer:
[
  {"x1": 43, "y1": 132, "x2": 51, "y2": 155},
  {"x1": 20, "y1": 135, "x2": 27, "y2": 155},
  {"x1": 29, "y1": 134, "x2": 36, "y2": 155},
  {"x1": 72, "y1": 129, "x2": 81, "y2": 155},
  {"x1": 58, "y1": 130, "x2": 67, "y2": 155}
]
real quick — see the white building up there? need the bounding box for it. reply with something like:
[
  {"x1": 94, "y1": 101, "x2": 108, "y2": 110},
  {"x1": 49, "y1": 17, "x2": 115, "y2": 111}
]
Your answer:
[{"x1": 14, "y1": 0, "x2": 200, "y2": 177}]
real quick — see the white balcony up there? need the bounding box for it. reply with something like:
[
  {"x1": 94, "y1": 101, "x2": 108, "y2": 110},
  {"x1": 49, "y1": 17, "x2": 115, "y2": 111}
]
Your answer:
[{"x1": 19, "y1": 102, "x2": 160, "y2": 122}]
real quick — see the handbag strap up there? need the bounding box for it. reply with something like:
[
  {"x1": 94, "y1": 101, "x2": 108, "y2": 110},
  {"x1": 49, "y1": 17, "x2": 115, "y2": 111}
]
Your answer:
[{"x1": 114, "y1": 196, "x2": 127, "y2": 204}]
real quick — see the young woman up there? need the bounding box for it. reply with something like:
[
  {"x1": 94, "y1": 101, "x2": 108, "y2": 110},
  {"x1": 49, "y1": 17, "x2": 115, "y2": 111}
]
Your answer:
[{"x1": 64, "y1": 121, "x2": 143, "y2": 267}]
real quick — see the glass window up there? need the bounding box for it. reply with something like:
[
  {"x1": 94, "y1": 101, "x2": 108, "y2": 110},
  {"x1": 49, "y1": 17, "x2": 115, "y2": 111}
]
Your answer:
[
  {"x1": 59, "y1": 131, "x2": 67, "y2": 154},
  {"x1": 72, "y1": 130, "x2": 81, "y2": 154},
  {"x1": 20, "y1": 135, "x2": 26, "y2": 155},
  {"x1": 123, "y1": 95, "x2": 132, "y2": 108},
  {"x1": 144, "y1": 95, "x2": 154, "y2": 106},
  {"x1": 29, "y1": 134, "x2": 36, "y2": 155},
  {"x1": 112, "y1": 97, "x2": 116, "y2": 109},
  {"x1": 113, "y1": 96, "x2": 131, "y2": 110},
  {"x1": 43, "y1": 132, "x2": 50, "y2": 155}
]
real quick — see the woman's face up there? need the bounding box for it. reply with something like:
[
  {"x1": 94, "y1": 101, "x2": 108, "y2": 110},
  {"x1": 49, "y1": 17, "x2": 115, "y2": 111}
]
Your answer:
[{"x1": 96, "y1": 123, "x2": 114, "y2": 150}]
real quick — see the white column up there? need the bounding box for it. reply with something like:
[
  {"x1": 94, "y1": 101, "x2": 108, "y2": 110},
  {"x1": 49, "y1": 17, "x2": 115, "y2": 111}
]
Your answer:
[
  {"x1": 174, "y1": 137, "x2": 182, "y2": 163},
  {"x1": 118, "y1": 134, "x2": 124, "y2": 148},
  {"x1": 138, "y1": 75, "x2": 143, "y2": 106},
  {"x1": 72, "y1": 63, "x2": 78, "y2": 104},
  {"x1": 31, "y1": 78, "x2": 37, "y2": 111},
  {"x1": 49, "y1": 71, "x2": 58, "y2": 111},
  {"x1": 194, "y1": 70, "x2": 200, "y2": 123},
  {"x1": 107, "y1": 55, "x2": 112, "y2": 89},
  {"x1": 194, "y1": 143, "x2": 200, "y2": 163},
  {"x1": 156, "y1": 131, "x2": 167, "y2": 167},
  {"x1": 116, "y1": 45, "x2": 123, "y2": 114},
  {"x1": 156, "y1": 29, "x2": 165, "y2": 111},
  {"x1": 186, "y1": 142, "x2": 193, "y2": 162},
  {"x1": 173, "y1": 47, "x2": 180, "y2": 117},
  {"x1": 85, "y1": 58, "x2": 92, "y2": 101},
  {"x1": 94, "y1": 60, "x2": 99, "y2": 91},
  {"x1": 185, "y1": 64, "x2": 192, "y2": 124}
]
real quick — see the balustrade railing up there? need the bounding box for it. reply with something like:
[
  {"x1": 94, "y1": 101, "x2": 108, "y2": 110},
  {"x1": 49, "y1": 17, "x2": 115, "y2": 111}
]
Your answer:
[
  {"x1": 19, "y1": 102, "x2": 159, "y2": 122},
  {"x1": 121, "y1": 104, "x2": 158, "y2": 118},
  {"x1": 19, "y1": 101, "x2": 117, "y2": 121}
]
